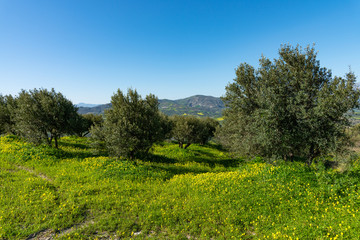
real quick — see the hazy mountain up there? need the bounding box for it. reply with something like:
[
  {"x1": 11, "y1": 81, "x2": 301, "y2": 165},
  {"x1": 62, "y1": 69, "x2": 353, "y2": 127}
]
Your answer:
[
  {"x1": 78, "y1": 103, "x2": 112, "y2": 115},
  {"x1": 158, "y1": 95, "x2": 225, "y2": 118},
  {"x1": 76, "y1": 103, "x2": 101, "y2": 108},
  {"x1": 77, "y1": 95, "x2": 225, "y2": 118}
]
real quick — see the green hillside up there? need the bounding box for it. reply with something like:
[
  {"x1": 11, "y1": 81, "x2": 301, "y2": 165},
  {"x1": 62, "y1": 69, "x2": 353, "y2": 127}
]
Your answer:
[
  {"x1": 350, "y1": 109, "x2": 360, "y2": 125},
  {"x1": 159, "y1": 95, "x2": 224, "y2": 118},
  {"x1": 78, "y1": 95, "x2": 225, "y2": 118},
  {"x1": 1, "y1": 135, "x2": 360, "y2": 239}
]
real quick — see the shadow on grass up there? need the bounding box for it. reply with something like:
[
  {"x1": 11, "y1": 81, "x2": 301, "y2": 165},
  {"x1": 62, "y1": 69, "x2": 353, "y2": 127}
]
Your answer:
[
  {"x1": 150, "y1": 164, "x2": 210, "y2": 179},
  {"x1": 202, "y1": 142, "x2": 227, "y2": 151},
  {"x1": 41, "y1": 145, "x2": 97, "y2": 160},
  {"x1": 142, "y1": 153, "x2": 178, "y2": 164},
  {"x1": 143, "y1": 151, "x2": 239, "y2": 168},
  {"x1": 59, "y1": 141, "x2": 90, "y2": 150},
  {"x1": 190, "y1": 148, "x2": 243, "y2": 168},
  {"x1": 61, "y1": 150, "x2": 96, "y2": 160}
]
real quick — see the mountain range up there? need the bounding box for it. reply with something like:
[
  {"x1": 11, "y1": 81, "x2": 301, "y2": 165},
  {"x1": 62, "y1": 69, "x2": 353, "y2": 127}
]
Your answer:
[
  {"x1": 76, "y1": 103, "x2": 102, "y2": 108},
  {"x1": 77, "y1": 95, "x2": 225, "y2": 118}
]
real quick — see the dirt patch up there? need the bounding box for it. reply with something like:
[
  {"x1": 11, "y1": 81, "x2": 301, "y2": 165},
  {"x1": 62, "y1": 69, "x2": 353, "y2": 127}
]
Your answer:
[
  {"x1": 17, "y1": 165, "x2": 53, "y2": 182},
  {"x1": 55, "y1": 219, "x2": 95, "y2": 238},
  {"x1": 25, "y1": 229, "x2": 55, "y2": 240}
]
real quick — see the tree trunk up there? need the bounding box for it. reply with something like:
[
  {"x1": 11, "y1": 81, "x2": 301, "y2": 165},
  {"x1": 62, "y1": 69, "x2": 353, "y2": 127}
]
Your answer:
[
  {"x1": 307, "y1": 144, "x2": 319, "y2": 166},
  {"x1": 48, "y1": 135, "x2": 53, "y2": 146},
  {"x1": 184, "y1": 143, "x2": 191, "y2": 149},
  {"x1": 284, "y1": 153, "x2": 294, "y2": 162},
  {"x1": 54, "y1": 135, "x2": 58, "y2": 148},
  {"x1": 129, "y1": 150, "x2": 135, "y2": 160}
]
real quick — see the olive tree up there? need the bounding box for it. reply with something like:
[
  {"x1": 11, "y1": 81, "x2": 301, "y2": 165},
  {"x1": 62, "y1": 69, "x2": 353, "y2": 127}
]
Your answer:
[
  {"x1": 198, "y1": 117, "x2": 219, "y2": 145},
  {"x1": 171, "y1": 115, "x2": 218, "y2": 148},
  {"x1": 217, "y1": 45, "x2": 359, "y2": 165},
  {"x1": 91, "y1": 89, "x2": 170, "y2": 159},
  {"x1": 14, "y1": 88, "x2": 78, "y2": 148},
  {"x1": 0, "y1": 95, "x2": 13, "y2": 134},
  {"x1": 71, "y1": 113, "x2": 103, "y2": 137}
]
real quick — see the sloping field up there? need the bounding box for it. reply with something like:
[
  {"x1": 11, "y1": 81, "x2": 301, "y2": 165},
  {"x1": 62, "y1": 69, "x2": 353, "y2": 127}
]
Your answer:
[{"x1": 1, "y1": 136, "x2": 360, "y2": 239}]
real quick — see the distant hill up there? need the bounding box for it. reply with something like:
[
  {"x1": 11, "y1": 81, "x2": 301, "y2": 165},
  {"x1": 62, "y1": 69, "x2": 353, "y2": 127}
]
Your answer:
[
  {"x1": 159, "y1": 95, "x2": 225, "y2": 118},
  {"x1": 78, "y1": 103, "x2": 112, "y2": 115},
  {"x1": 77, "y1": 95, "x2": 225, "y2": 118},
  {"x1": 76, "y1": 103, "x2": 101, "y2": 108},
  {"x1": 350, "y1": 109, "x2": 360, "y2": 125}
]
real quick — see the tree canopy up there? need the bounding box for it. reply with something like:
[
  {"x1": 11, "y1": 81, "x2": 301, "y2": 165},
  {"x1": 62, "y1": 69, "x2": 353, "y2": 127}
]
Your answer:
[
  {"x1": 0, "y1": 95, "x2": 13, "y2": 135},
  {"x1": 14, "y1": 88, "x2": 79, "y2": 148},
  {"x1": 218, "y1": 45, "x2": 360, "y2": 164},
  {"x1": 171, "y1": 115, "x2": 219, "y2": 148},
  {"x1": 91, "y1": 89, "x2": 170, "y2": 159},
  {"x1": 72, "y1": 113, "x2": 103, "y2": 137}
]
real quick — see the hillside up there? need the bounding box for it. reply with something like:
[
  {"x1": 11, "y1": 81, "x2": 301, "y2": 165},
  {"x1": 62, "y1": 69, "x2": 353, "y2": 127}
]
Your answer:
[
  {"x1": 77, "y1": 103, "x2": 111, "y2": 115},
  {"x1": 75, "y1": 103, "x2": 101, "y2": 108},
  {"x1": 77, "y1": 96, "x2": 360, "y2": 123},
  {"x1": 1, "y1": 136, "x2": 360, "y2": 239},
  {"x1": 78, "y1": 95, "x2": 225, "y2": 118}
]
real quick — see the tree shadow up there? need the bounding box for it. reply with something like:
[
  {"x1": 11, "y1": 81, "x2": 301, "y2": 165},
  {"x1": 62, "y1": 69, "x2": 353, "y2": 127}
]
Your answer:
[
  {"x1": 149, "y1": 164, "x2": 210, "y2": 179},
  {"x1": 59, "y1": 141, "x2": 90, "y2": 150},
  {"x1": 202, "y1": 142, "x2": 227, "y2": 151},
  {"x1": 42, "y1": 145, "x2": 98, "y2": 160},
  {"x1": 61, "y1": 150, "x2": 97, "y2": 160},
  {"x1": 141, "y1": 153, "x2": 178, "y2": 164},
  {"x1": 187, "y1": 148, "x2": 243, "y2": 168}
]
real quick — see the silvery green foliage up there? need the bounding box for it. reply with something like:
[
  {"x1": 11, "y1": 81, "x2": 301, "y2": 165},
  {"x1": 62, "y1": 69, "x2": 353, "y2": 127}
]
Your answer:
[
  {"x1": 218, "y1": 45, "x2": 360, "y2": 164},
  {"x1": 0, "y1": 95, "x2": 10, "y2": 134},
  {"x1": 171, "y1": 115, "x2": 219, "y2": 148},
  {"x1": 91, "y1": 89, "x2": 170, "y2": 159},
  {"x1": 14, "y1": 88, "x2": 78, "y2": 148}
]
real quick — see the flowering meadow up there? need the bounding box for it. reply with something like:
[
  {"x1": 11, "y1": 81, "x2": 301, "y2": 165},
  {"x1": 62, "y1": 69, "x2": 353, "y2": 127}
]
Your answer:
[{"x1": 1, "y1": 135, "x2": 360, "y2": 239}]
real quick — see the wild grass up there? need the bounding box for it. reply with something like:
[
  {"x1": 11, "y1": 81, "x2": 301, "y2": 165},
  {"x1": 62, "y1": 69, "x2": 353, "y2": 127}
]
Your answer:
[{"x1": 1, "y1": 135, "x2": 360, "y2": 239}]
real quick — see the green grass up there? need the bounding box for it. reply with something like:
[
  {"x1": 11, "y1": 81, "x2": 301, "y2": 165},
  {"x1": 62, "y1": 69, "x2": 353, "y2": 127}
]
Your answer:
[{"x1": 1, "y1": 135, "x2": 360, "y2": 239}]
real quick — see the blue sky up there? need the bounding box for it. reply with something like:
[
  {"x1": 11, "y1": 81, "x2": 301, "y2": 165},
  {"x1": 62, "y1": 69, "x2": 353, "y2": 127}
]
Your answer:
[{"x1": 1, "y1": 0, "x2": 359, "y2": 104}]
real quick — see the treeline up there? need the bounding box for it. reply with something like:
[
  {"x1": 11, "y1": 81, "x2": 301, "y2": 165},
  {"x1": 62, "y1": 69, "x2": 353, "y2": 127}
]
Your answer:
[
  {"x1": 1, "y1": 44, "x2": 359, "y2": 165},
  {"x1": 0, "y1": 89, "x2": 102, "y2": 147},
  {"x1": 0, "y1": 88, "x2": 219, "y2": 159}
]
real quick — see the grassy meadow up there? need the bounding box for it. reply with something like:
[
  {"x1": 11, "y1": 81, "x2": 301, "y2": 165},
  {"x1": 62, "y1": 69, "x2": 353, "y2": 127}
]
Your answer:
[{"x1": 1, "y1": 135, "x2": 360, "y2": 239}]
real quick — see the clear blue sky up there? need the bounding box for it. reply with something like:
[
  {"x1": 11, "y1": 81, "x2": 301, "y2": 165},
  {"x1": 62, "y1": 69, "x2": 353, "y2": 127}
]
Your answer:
[{"x1": 1, "y1": 0, "x2": 359, "y2": 104}]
